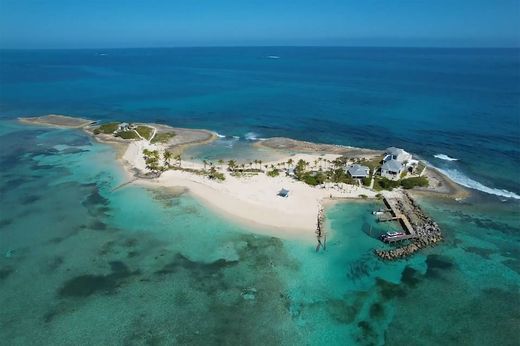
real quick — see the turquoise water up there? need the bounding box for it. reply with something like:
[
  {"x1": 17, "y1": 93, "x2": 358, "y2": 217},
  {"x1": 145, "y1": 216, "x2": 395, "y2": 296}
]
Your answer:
[{"x1": 1, "y1": 122, "x2": 518, "y2": 344}]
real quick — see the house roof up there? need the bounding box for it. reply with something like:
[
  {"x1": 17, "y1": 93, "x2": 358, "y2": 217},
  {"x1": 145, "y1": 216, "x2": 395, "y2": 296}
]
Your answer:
[
  {"x1": 382, "y1": 159, "x2": 403, "y2": 172},
  {"x1": 386, "y1": 147, "x2": 406, "y2": 156},
  {"x1": 347, "y1": 164, "x2": 369, "y2": 177}
]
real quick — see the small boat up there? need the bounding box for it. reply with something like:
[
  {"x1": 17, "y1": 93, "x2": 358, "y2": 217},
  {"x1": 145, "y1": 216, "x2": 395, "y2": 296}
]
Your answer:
[{"x1": 372, "y1": 209, "x2": 385, "y2": 215}]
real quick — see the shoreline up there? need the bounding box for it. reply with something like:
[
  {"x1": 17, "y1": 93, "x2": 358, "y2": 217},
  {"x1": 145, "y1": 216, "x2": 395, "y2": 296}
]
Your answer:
[{"x1": 18, "y1": 114, "x2": 473, "y2": 241}]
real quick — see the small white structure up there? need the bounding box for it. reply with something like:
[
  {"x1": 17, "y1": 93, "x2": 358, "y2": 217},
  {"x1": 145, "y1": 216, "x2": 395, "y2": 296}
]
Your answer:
[
  {"x1": 383, "y1": 147, "x2": 412, "y2": 164},
  {"x1": 346, "y1": 164, "x2": 370, "y2": 179},
  {"x1": 278, "y1": 188, "x2": 290, "y2": 198},
  {"x1": 381, "y1": 159, "x2": 403, "y2": 180},
  {"x1": 115, "y1": 122, "x2": 136, "y2": 133}
]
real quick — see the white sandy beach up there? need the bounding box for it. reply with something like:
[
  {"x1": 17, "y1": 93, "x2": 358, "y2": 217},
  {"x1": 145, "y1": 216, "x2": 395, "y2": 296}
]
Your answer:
[{"x1": 121, "y1": 140, "x2": 377, "y2": 240}]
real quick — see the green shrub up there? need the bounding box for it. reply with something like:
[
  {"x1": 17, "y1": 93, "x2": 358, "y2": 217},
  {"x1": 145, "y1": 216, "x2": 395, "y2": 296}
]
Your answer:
[
  {"x1": 136, "y1": 125, "x2": 153, "y2": 140},
  {"x1": 400, "y1": 176, "x2": 429, "y2": 189},
  {"x1": 94, "y1": 122, "x2": 119, "y2": 134},
  {"x1": 362, "y1": 177, "x2": 371, "y2": 186},
  {"x1": 267, "y1": 169, "x2": 280, "y2": 177},
  {"x1": 115, "y1": 131, "x2": 139, "y2": 139},
  {"x1": 374, "y1": 177, "x2": 400, "y2": 190}
]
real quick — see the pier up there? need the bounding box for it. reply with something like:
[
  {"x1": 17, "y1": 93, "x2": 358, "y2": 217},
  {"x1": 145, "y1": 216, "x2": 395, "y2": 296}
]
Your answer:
[{"x1": 374, "y1": 192, "x2": 442, "y2": 259}]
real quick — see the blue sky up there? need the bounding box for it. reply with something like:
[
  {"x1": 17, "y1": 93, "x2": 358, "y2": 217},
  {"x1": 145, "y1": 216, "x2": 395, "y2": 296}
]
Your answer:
[{"x1": 0, "y1": 0, "x2": 519, "y2": 48}]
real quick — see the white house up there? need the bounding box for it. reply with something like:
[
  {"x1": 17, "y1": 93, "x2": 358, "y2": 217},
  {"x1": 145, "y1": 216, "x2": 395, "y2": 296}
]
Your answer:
[
  {"x1": 381, "y1": 159, "x2": 403, "y2": 180},
  {"x1": 346, "y1": 164, "x2": 370, "y2": 179}
]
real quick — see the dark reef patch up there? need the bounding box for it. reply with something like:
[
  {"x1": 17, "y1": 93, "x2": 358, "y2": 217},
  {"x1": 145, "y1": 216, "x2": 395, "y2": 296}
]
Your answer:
[
  {"x1": 88, "y1": 220, "x2": 107, "y2": 231},
  {"x1": 376, "y1": 278, "x2": 406, "y2": 299},
  {"x1": 58, "y1": 260, "x2": 138, "y2": 298},
  {"x1": 325, "y1": 298, "x2": 363, "y2": 324},
  {"x1": 369, "y1": 302, "x2": 384, "y2": 319},
  {"x1": 20, "y1": 194, "x2": 41, "y2": 205},
  {"x1": 155, "y1": 253, "x2": 238, "y2": 276},
  {"x1": 0, "y1": 218, "x2": 13, "y2": 229},
  {"x1": 81, "y1": 185, "x2": 110, "y2": 217},
  {"x1": 47, "y1": 256, "x2": 64, "y2": 272},
  {"x1": 463, "y1": 246, "x2": 496, "y2": 259},
  {"x1": 59, "y1": 274, "x2": 117, "y2": 297},
  {"x1": 425, "y1": 254, "x2": 454, "y2": 278},
  {"x1": 400, "y1": 266, "x2": 422, "y2": 288},
  {"x1": 0, "y1": 266, "x2": 14, "y2": 281},
  {"x1": 356, "y1": 320, "x2": 378, "y2": 346}
]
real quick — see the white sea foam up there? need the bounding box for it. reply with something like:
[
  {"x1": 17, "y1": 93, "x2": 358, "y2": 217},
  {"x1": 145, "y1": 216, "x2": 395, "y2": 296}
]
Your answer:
[
  {"x1": 434, "y1": 154, "x2": 459, "y2": 161},
  {"x1": 216, "y1": 133, "x2": 226, "y2": 138},
  {"x1": 267, "y1": 55, "x2": 280, "y2": 59},
  {"x1": 232, "y1": 135, "x2": 240, "y2": 140},
  {"x1": 244, "y1": 132, "x2": 260, "y2": 141},
  {"x1": 435, "y1": 167, "x2": 520, "y2": 200}
]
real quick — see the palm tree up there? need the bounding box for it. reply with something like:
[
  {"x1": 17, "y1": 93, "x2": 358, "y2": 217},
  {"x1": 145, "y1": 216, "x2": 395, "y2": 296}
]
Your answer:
[
  {"x1": 227, "y1": 160, "x2": 237, "y2": 172},
  {"x1": 163, "y1": 150, "x2": 172, "y2": 167},
  {"x1": 203, "y1": 160, "x2": 208, "y2": 171},
  {"x1": 218, "y1": 159, "x2": 224, "y2": 170},
  {"x1": 174, "y1": 154, "x2": 182, "y2": 167},
  {"x1": 258, "y1": 160, "x2": 263, "y2": 170},
  {"x1": 287, "y1": 158, "x2": 294, "y2": 168}
]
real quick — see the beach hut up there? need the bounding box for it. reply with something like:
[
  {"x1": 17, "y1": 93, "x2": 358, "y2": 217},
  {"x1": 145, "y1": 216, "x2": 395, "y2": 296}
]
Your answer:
[{"x1": 278, "y1": 188, "x2": 290, "y2": 198}]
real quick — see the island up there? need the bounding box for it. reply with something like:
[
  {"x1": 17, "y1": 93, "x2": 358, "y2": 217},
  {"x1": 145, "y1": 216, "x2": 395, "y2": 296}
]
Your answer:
[{"x1": 19, "y1": 115, "x2": 468, "y2": 259}]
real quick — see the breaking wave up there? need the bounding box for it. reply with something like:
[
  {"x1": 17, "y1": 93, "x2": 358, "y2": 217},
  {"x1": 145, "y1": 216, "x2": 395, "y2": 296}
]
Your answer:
[
  {"x1": 436, "y1": 167, "x2": 520, "y2": 200},
  {"x1": 434, "y1": 154, "x2": 459, "y2": 161},
  {"x1": 244, "y1": 132, "x2": 260, "y2": 141}
]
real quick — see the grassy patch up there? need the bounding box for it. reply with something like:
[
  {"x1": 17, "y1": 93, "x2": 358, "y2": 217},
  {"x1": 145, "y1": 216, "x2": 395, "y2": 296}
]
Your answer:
[
  {"x1": 400, "y1": 176, "x2": 429, "y2": 189},
  {"x1": 151, "y1": 131, "x2": 176, "y2": 144},
  {"x1": 93, "y1": 122, "x2": 119, "y2": 135},
  {"x1": 136, "y1": 125, "x2": 153, "y2": 140},
  {"x1": 115, "y1": 131, "x2": 139, "y2": 139}
]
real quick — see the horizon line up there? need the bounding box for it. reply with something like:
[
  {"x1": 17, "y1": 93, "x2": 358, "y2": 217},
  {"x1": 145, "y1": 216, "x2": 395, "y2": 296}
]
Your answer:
[{"x1": 1, "y1": 44, "x2": 519, "y2": 51}]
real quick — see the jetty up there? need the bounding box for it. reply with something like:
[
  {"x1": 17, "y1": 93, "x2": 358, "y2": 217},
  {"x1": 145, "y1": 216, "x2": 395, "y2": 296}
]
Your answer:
[
  {"x1": 374, "y1": 192, "x2": 442, "y2": 260},
  {"x1": 316, "y1": 205, "x2": 326, "y2": 252}
]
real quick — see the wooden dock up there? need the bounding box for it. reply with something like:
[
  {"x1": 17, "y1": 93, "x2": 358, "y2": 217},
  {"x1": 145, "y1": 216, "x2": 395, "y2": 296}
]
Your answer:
[{"x1": 382, "y1": 197, "x2": 416, "y2": 236}]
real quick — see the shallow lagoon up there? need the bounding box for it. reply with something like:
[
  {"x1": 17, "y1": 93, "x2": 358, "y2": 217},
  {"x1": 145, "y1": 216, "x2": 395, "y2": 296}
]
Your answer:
[{"x1": 0, "y1": 122, "x2": 519, "y2": 345}]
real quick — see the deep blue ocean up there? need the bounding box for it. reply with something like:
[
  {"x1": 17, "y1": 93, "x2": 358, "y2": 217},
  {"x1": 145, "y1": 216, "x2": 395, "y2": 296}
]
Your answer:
[
  {"x1": 0, "y1": 47, "x2": 519, "y2": 345},
  {"x1": 0, "y1": 47, "x2": 519, "y2": 196}
]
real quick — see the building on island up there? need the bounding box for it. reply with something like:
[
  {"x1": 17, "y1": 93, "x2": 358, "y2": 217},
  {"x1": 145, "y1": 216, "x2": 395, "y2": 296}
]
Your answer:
[
  {"x1": 381, "y1": 159, "x2": 404, "y2": 180},
  {"x1": 115, "y1": 122, "x2": 136, "y2": 133},
  {"x1": 346, "y1": 164, "x2": 370, "y2": 179},
  {"x1": 384, "y1": 147, "x2": 412, "y2": 163}
]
